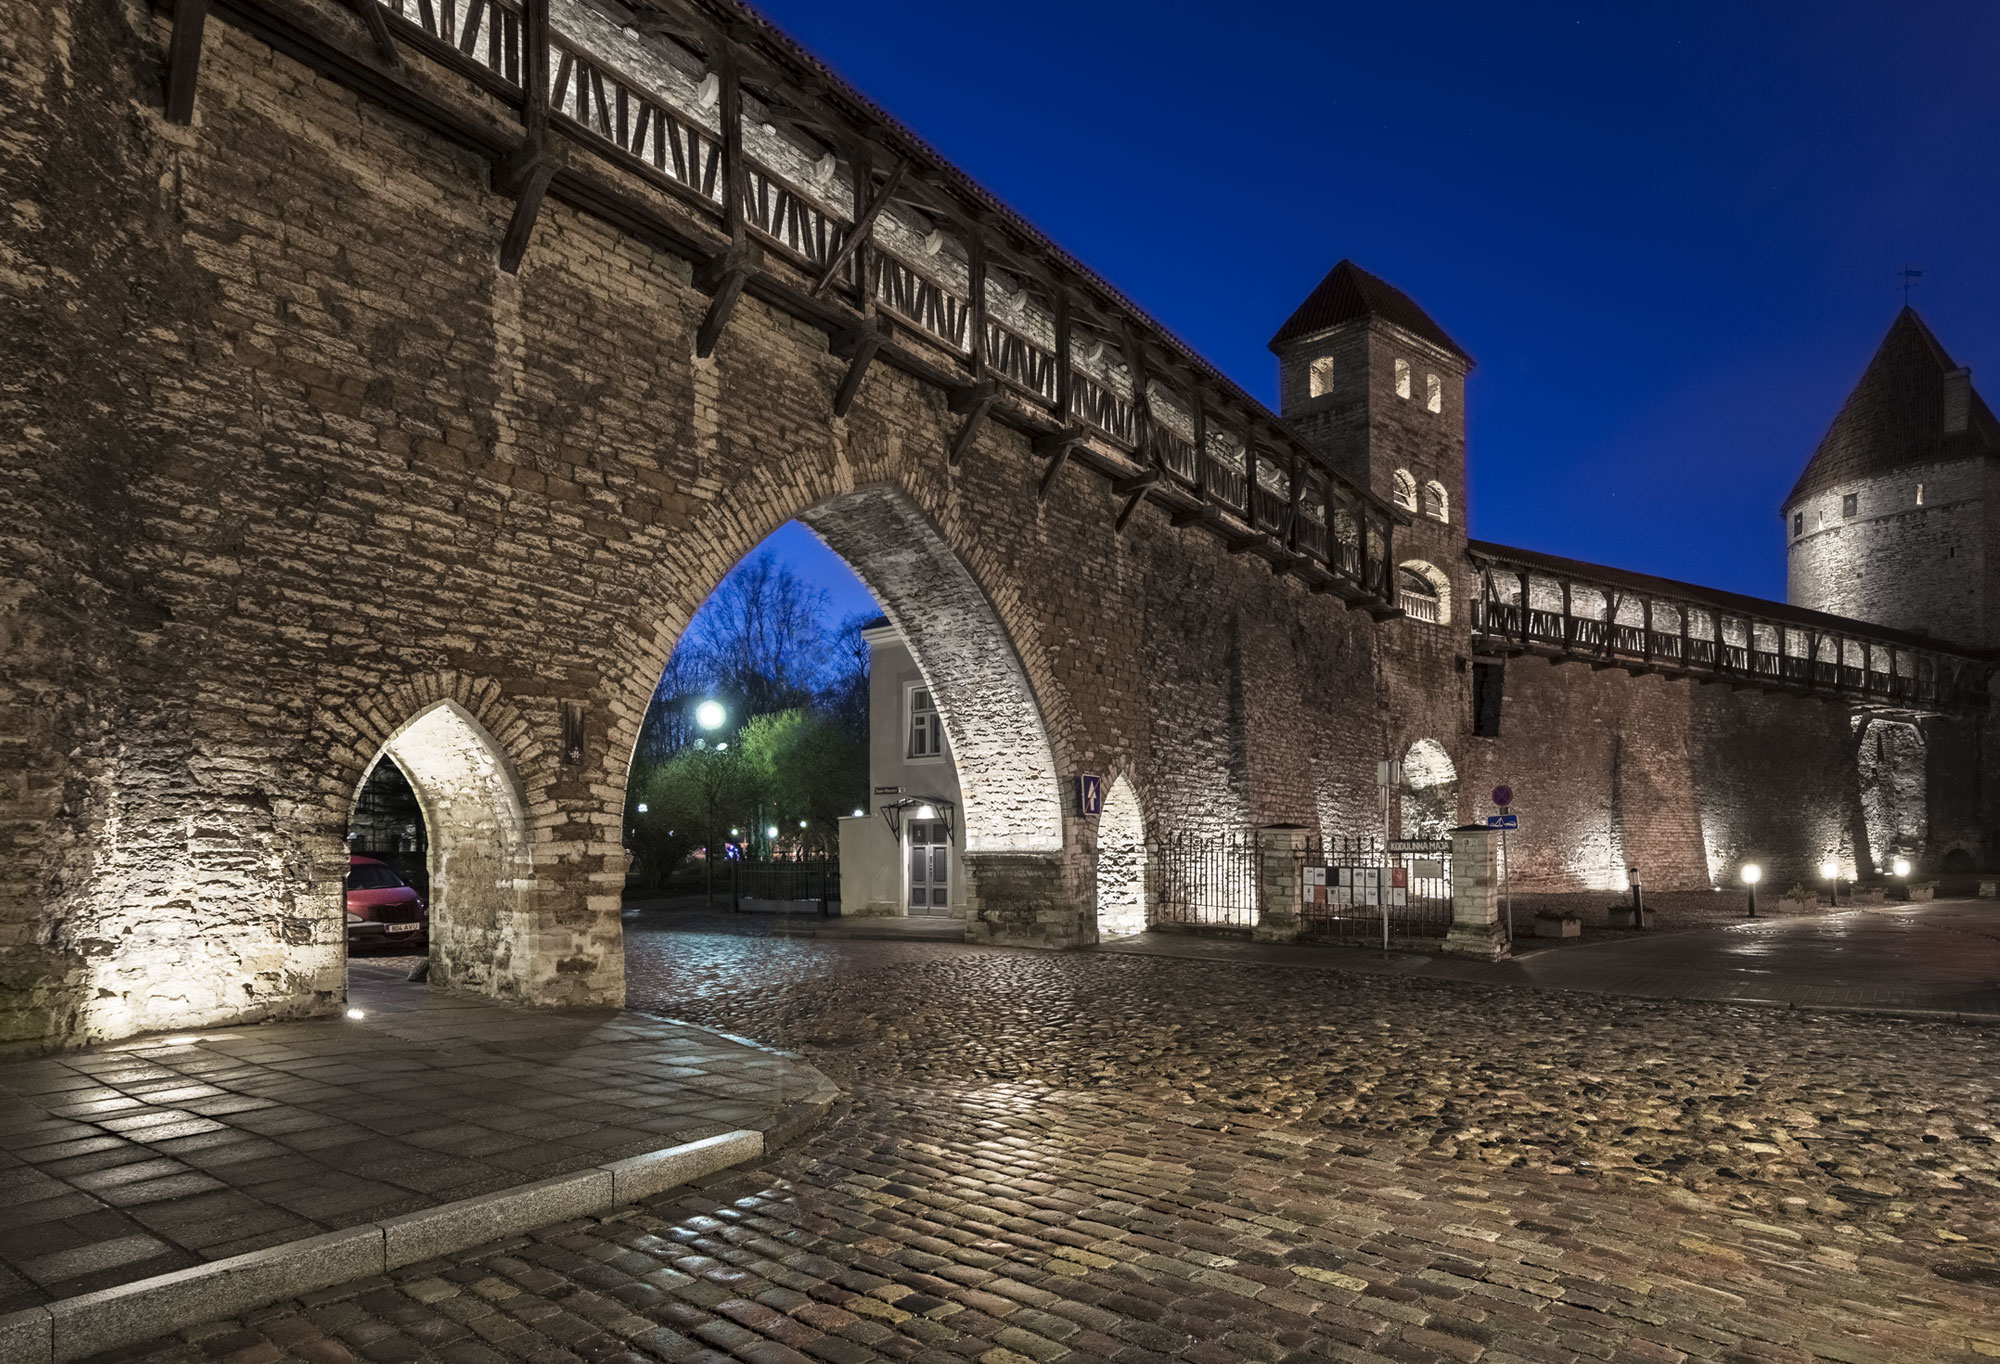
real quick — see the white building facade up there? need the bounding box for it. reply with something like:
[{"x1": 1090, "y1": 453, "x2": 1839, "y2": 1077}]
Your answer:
[{"x1": 837, "y1": 619, "x2": 968, "y2": 917}]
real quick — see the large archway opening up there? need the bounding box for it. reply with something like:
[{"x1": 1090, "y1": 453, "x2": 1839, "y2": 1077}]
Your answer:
[
  {"x1": 1094, "y1": 774, "x2": 1148, "y2": 938},
  {"x1": 346, "y1": 701, "x2": 534, "y2": 997},
  {"x1": 621, "y1": 486, "x2": 1064, "y2": 941}
]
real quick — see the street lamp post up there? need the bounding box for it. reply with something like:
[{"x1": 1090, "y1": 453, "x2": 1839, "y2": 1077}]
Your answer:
[
  {"x1": 1820, "y1": 856, "x2": 1840, "y2": 907},
  {"x1": 1742, "y1": 862, "x2": 1761, "y2": 918},
  {"x1": 697, "y1": 701, "x2": 726, "y2": 907},
  {"x1": 1893, "y1": 856, "x2": 1912, "y2": 900}
]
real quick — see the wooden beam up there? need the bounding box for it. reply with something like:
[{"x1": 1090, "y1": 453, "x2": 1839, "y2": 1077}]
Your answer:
[
  {"x1": 165, "y1": 0, "x2": 212, "y2": 125},
  {"x1": 1114, "y1": 487, "x2": 1149, "y2": 534},
  {"x1": 521, "y1": 0, "x2": 549, "y2": 142},
  {"x1": 811, "y1": 159, "x2": 907, "y2": 297},
  {"x1": 830, "y1": 318, "x2": 890, "y2": 417},
  {"x1": 695, "y1": 240, "x2": 760, "y2": 358},
  {"x1": 497, "y1": 157, "x2": 556, "y2": 274},
  {"x1": 1111, "y1": 468, "x2": 1158, "y2": 498},
  {"x1": 718, "y1": 53, "x2": 745, "y2": 246},
  {"x1": 336, "y1": 0, "x2": 399, "y2": 64},
  {"x1": 946, "y1": 380, "x2": 996, "y2": 466},
  {"x1": 1037, "y1": 441, "x2": 1071, "y2": 502}
]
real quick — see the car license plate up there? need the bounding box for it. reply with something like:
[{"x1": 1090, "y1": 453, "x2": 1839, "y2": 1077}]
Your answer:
[{"x1": 385, "y1": 922, "x2": 420, "y2": 934}]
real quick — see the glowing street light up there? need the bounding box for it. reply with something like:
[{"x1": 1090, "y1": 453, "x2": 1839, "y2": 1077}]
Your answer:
[
  {"x1": 852, "y1": 808, "x2": 864, "y2": 818},
  {"x1": 1892, "y1": 856, "x2": 1912, "y2": 878},
  {"x1": 1820, "y1": 856, "x2": 1841, "y2": 906},
  {"x1": 766, "y1": 825, "x2": 779, "y2": 840},
  {"x1": 1742, "y1": 862, "x2": 1761, "y2": 918},
  {"x1": 346, "y1": 1008, "x2": 366, "y2": 1020},
  {"x1": 635, "y1": 802, "x2": 648, "y2": 814},
  {"x1": 696, "y1": 699, "x2": 726, "y2": 730}
]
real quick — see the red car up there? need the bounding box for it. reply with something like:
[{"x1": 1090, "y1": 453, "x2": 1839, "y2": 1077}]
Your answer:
[{"x1": 345, "y1": 855, "x2": 428, "y2": 950}]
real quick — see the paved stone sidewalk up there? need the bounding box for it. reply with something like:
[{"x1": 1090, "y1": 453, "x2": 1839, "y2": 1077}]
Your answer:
[
  {"x1": 1102, "y1": 899, "x2": 2000, "y2": 1017},
  {"x1": 0, "y1": 961, "x2": 832, "y2": 1314},
  {"x1": 87, "y1": 926, "x2": 2000, "y2": 1364}
]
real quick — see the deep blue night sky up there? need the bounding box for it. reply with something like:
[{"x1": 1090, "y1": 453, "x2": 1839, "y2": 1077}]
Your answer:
[{"x1": 724, "y1": 0, "x2": 1997, "y2": 614}]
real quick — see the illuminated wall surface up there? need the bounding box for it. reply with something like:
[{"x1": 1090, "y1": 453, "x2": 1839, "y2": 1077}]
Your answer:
[{"x1": 1, "y1": 0, "x2": 1993, "y2": 1049}]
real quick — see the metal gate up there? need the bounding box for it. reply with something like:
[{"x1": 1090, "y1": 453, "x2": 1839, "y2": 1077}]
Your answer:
[
  {"x1": 1153, "y1": 830, "x2": 1259, "y2": 929},
  {"x1": 730, "y1": 855, "x2": 840, "y2": 916},
  {"x1": 1299, "y1": 835, "x2": 1452, "y2": 942}
]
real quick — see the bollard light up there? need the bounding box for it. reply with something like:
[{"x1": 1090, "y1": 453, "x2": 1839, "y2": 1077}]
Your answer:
[
  {"x1": 1892, "y1": 857, "x2": 1912, "y2": 878},
  {"x1": 852, "y1": 808, "x2": 864, "y2": 818},
  {"x1": 1742, "y1": 863, "x2": 1761, "y2": 918},
  {"x1": 1819, "y1": 858, "x2": 1839, "y2": 880},
  {"x1": 346, "y1": 1008, "x2": 365, "y2": 1020},
  {"x1": 1820, "y1": 857, "x2": 1840, "y2": 907}
]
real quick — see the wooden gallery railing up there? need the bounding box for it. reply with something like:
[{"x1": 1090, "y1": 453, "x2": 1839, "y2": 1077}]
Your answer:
[
  {"x1": 165, "y1": 0, "x2": 1405, "y2": 613},
  {"x1": 1467, "y1": 545, "x2": 1990, "y2": 714}
]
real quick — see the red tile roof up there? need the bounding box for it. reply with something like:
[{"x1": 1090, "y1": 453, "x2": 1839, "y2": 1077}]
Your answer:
[
  {"x1": 1787, "y1": 307, "x2": 2000, "y2": 506},
  {"x1": 1267, "y1": 260, "x2": 1472, "y2": 363}
]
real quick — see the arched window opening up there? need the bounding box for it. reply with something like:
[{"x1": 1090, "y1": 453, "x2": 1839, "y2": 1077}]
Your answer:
[
  {"x1": 1396, "y1": 561, "x2": 1451, "y2": 625},
  {"x1": 1394, "y1": 357, "x2": 1412, "y2": 400},
  {"x1": 1401, "y1": 738, "x2": 1458, "y2": 839},
  {"x1": 1392, "y1": 469, "x2": 1418, "y2": 512},
  {"x1": 1308, "y1": 355, "x2": 1335, "y2": 398},
  {"x1": 1094, "y1": 775, "x2": 1148, "y2": 938},
  {"x1": 1425, "y1": 372, "x2": 1443, "y2": 413},
  {"x1": 1422, "y1": 480, "x2": 1448, "y2": 523}
]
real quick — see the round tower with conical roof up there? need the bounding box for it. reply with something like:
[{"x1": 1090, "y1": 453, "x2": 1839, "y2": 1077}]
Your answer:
[{"x1": 1784, "y1": 308, "x2": 2000, "y2": 650}]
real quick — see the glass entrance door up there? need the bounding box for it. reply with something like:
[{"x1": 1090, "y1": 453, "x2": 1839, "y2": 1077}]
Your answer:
[{"x1": 907, "y1": 820, "x2": 951, "y2": 915}]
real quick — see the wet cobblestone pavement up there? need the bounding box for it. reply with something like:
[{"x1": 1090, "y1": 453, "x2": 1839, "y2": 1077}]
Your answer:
[{"x1": 96, "y1": 916, "x2": 2000, "y2": 1364}]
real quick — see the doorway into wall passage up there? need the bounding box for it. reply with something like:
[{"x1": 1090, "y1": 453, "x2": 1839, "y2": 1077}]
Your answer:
[
  {"x1": 1401, "y1": 738, "x2": 1458, "y2": 838},
  {"x1": 345, "y1": 700, "x2": 534, "y2": 997},
  {"x1": 622, "y1": 487, "x2": 1063, "y2": 937},
  {"x1": 1094, "y1": 774, "x2": 1148, "y2": 937}
]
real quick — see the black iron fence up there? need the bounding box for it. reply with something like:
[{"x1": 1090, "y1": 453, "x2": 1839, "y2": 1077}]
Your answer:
[
  {"x1": 1299, "y1": 835, "x2": 1453, "y2": 942},
  {"x1": 1151, "y1": 830, "x2": 1455, "y2": 940},
  {"x1": 1153, "y1": 830, "x2": 1260, "y2": 929},
  {"x1": 729, "y1": 855, "x2": 840, "y2": 916}
]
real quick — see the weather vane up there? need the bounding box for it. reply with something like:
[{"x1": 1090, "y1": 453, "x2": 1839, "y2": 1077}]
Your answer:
[{"x1": 1899, "y1": 266, "x2": 1923, "y2": 305}]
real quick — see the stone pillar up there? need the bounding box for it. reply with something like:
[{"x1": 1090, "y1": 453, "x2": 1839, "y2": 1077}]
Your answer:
[
  {"x1": 1252, "y1": 824, "x2": 1311, "y2": 943},
  {"x1": 1443, "y1": 825, "x2": 1509, "y2": 959},
  {"x1": 964, "y1": 848, "x2": 1093, "y2": 949}
]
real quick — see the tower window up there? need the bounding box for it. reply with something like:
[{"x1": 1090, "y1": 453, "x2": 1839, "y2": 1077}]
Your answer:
[
  {"x1": 1425, "y1": 373, "x2": 1442, "y2": 413},
  {"x1": 1308, "y1": 355, "x2": 1335, "y2": 398},
  {"x1": 1394, "y1": 357, "x2": 1412, "y2": 400},
  {"x1": 1916, "y1": 483, "x2": 1924, "y2": 506},
  {"x1": 1842, "y1": 493, "x2": 1858, "y2": 518},
  {"x1": 1792, "y1": 511, "x2": 1803, "y2": 538},
  {"x1": 1422, "y1": 480, "x2": 1448, "y2": 523},
  {"x1": 1392, "y1": 468, "x2": 1418, "y2": 512}
]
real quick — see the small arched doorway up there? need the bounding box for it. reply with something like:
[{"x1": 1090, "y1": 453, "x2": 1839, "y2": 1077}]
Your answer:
[
  {"x1": 351, "y1": 700, "x2": 534, "y2": 998},
  {"x1": 1095, "y1": 774, "x2": 1148, "y2": 938},
  {"x1": 1401, "y1": 738, "x2": 1458, "y2": 838}
]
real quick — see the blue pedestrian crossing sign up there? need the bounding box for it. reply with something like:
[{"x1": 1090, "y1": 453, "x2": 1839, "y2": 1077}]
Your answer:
[
  {"x1": 1076, "y1": 775, "x2": 1104, "y2": 816},
  {"x1": 1486, "y1": 813, "x2": 1519, "y2": 830}
]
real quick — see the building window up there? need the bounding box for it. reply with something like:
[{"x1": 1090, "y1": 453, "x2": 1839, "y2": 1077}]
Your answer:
[
  {"x1": 1422, "y1": 480, "x2": 1448, "y2": 523},
  {"x1": 1397, "y1": 565, "x2": 1444, "y2": 623},
  {"x1": 1792, "y1": 511, "x2": 1803, "y2": 538},
  {"x1": 1916, "y1": 483, "x2": 1924, "y2": 506},
  {"x1": 907, "y1": 686, "x2": 942, "y2": 759},
  {"x1": 1394, "y1": 358, "x2": 1412, "y2": 400},
  {"x1": 1392, "y1": 469, "x2": 1418, "y2": 512},
  {"x1": 1425, "y1": 373, "x2": 1442, "y2": 413},
  {"x1": 1842, "y1": 492, "x2": 1858, "y2": 518},
  {"x1": 1308, "y1": 355, "x2": 1335, "y2": 398}
]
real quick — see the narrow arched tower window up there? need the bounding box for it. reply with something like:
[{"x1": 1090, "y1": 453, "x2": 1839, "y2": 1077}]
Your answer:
[
  {"x1": 1425, "y1": 372, "x2": 1442, "y2": 413},
  {"x1": 1393, "y1": 469, "x2": 1418, "y2": 512},
  {"x1": 1308, "y1": 355, "x2": 1335, "y2": 398},
  {"x1": 1394, "y1": 357, "x2": 1412, "y2": 400},
  {"x1": 1422, "y1": 480, "x2": 1448, "y2": 523}
]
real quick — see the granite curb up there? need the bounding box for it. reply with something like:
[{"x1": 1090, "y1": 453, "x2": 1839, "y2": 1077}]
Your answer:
[{"x1": 0, "y1": 1113, "x2": 826, "y2": 1364}]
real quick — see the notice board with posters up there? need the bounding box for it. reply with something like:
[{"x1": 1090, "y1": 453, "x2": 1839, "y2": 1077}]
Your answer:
[{"x1": 1302, "y1": 865, "x2": 1408, "y2": 907}]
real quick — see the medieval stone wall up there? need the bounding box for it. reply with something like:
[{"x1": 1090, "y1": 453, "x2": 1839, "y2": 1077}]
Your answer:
[{"x1": 0, "y1": 0, "x2": 1397, "y2": 1049}]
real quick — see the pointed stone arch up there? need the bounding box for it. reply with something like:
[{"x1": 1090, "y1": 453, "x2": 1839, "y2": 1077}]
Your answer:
[
  {"x1": 1094, "y1": 773, "x2": 1149, "y2": 938},
  {"x1": 1401, "y1": 737, "x2": 1458, "y2": 838}
]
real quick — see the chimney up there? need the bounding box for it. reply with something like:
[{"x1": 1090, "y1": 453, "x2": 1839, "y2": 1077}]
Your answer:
[{"x1": 1944, "y1": 367, "x2": 1972, "y2": 434}]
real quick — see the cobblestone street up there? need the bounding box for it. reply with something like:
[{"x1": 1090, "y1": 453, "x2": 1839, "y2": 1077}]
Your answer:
[{"x1": 96, "y1": 916, "x2": 2000, "y2": 1364}]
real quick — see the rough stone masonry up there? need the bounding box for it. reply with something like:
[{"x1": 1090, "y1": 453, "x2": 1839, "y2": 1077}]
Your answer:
[{"x1": 0, "y1": 0, "x2": 1990, "y2": 1052}]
